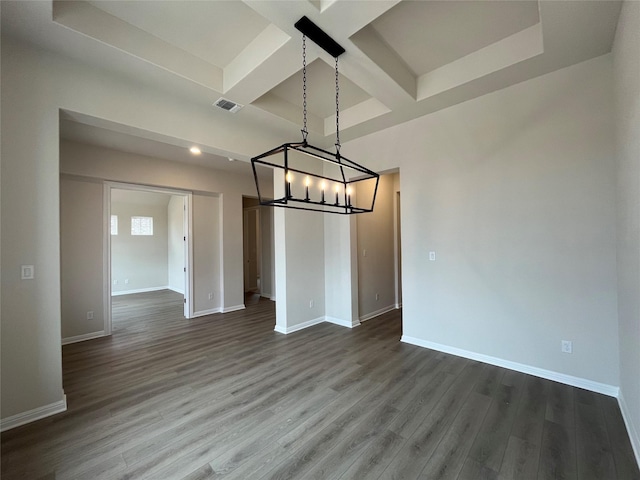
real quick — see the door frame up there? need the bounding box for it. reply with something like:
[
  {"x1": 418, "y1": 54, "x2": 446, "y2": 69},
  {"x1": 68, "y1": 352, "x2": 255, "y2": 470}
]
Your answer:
[
  {"x1": 242, "y1": 205, "x2": 262, "y2": 294},
  {"x1": 103, "y1": 182, "x2": 194, "y2": 335},
  {"x1": 394, "y1": 190, "x2": 402, "y2": 309}
]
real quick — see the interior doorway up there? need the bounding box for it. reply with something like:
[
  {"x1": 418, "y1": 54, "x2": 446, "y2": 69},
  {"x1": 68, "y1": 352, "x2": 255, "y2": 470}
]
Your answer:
[
  {"x1": 105, "y1": 183, "x2": 193, "y2": 334},
  {"x1": 355, "y1": 171, "x2": 402, "y2": 322},
  {"x1": 243, "y1": 197, "x2": 262, "y2": 295}
]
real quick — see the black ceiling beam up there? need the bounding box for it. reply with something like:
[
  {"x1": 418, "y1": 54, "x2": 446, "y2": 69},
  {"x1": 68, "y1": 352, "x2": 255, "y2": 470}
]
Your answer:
[{"x1": 294, "y1": 16, "x2": 345, "y2": 58}]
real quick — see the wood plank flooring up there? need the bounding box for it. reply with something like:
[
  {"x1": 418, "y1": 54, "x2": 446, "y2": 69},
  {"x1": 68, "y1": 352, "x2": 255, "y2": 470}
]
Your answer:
[{"x1": 1, "y1": 290, "x2": 638, "y2": 479}]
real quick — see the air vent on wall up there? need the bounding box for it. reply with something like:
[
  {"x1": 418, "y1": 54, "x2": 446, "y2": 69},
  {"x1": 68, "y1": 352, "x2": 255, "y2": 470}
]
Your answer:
[{"x1": 213, "y1": 97, "x2": 243, "y2": 113}]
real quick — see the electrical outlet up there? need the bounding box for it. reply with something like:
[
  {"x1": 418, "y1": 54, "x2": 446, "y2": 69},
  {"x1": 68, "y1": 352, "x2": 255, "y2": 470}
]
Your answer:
[
  {"x1": 87, "y1": 311, "x2": 93, "y2": 320},
  {"x1": 363, "y1": 249, "x2": 367, "y2": 257},
  {"x1": 309, "y1": 300, "x2": 314, "y2": 308},
  {"x1": 124, "y1": 279, "x2": 129, "y2": 285},
  {"x1": 208, "y1": 293, "x2": 213, "y2": 300},
  {"x1": 429, "y1": 251, "x2": 436, "y2": 261},
  {"x1": 375, "y1": 293, "x2": 379, "y2": 301},
  {"x1": 113, "y1": 279, "x2": 118, "y2": 285},
  {"x1": 561, "y1": 340, "x2": 572, "y2": 354},
  {"x1": 21, "y1": 265, "x2": 35, "y2": 280}
]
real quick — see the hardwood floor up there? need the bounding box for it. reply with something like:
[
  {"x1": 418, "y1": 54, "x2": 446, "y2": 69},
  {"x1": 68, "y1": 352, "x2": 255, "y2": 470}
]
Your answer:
[{"x1": 2, "y1": 290, "x2": 638, "y2": 479}]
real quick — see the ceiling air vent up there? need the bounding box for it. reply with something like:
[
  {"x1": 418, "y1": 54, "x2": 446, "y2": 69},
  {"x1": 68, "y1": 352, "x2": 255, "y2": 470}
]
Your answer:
[{"x1": 213, "y1": 97, "x2": 243, "y2": 113}]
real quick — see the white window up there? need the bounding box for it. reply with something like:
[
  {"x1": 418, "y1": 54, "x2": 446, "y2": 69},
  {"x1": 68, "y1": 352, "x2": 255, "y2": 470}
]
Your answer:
[
  {"x1": 110, "y1": 215, "x2": 118, "y2": 235},
  {"x1": 131, "y1": 216, "x2": 153, "y2": 236}
]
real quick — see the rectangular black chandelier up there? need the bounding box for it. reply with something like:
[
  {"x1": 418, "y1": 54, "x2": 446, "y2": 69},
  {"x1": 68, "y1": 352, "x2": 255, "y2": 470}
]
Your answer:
[
  {"x1": 251, "y1": 16, "x2": 380, "y2": 215},
  {"x1": 252, "y1": 141, "x2": 379, "y2": 214}
]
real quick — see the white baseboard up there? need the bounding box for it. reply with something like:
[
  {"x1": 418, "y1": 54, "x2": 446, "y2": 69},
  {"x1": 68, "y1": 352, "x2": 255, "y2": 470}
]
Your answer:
[
  {"x1": 111, "y1": 286, "x2": 169, "y2": 296},
  {"x1": 395, "y1": 303, "x2": 403, "y2": 309},
  {"x1": 1, "y1": 395, "x2": 67, "y2": 432},
  {"x1": 62, "y1": 330, "x2": 107, "y2": 345},
  {"x1": 260, "y1": 292, "x2": 273, "y2": 300},
  {"x1": 274, "y1": 316, "x2": 325, "y2": 334},
  {"x1": 618, "y1": 391, "x2": 640, "y2": 468},
  {"x1": 222, "y1": 304, "x2": 245, "y2": 313},
  {"x1": 360, "y1": 304, "x2": 397, "y2": 322},
  {"x1": 192, "y1": 308, "x2": 221, "y2": 318},
  {"x1": 168, "y1": 287, "x2": 185, "y2": 295},
  {"x1": 325, "y1": 316, "x2": 360, "y2": 329},
  {"x1": 401, "y1": 335, "x2": 619, "y2": 397},
  {"x1": 275, "y1": 315, "x2": 360, "y2": 334}
]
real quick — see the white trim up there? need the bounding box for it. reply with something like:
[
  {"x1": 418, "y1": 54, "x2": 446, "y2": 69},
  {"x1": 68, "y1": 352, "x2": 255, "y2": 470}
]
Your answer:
[
  {"x1": 395, "y1": 303, "x2": 403, "y2": 309},
  {"x1": 261, "y1": 292, "x2": 273, "y2": 300},
  {"x1": 270, "y1": 296, "x2": 276, "y2": 302},
  {"x1": 401, "y1": 336, "x2": 619, "y2": 397},
  {"x1": 222, "y1": 304, "x2": 245, "y2": 313},
  {"x1": 192, "y1": 308, "x2": 220, "y2": 318},
  {"x1": 618, "y1": 391, "x2": 640, "y2": 468},
  {"x1": 275, "y1": 315, "x2": 361, "y2": 334},
  {"x1": 218, "y1": 195, "x2": 225, "y2": 322},
  {"x1": 62, "y1": 331, "x2": 106, "y2": 345},
  {"x1": 185, "y1": 193, "x2": 194, "y2": 319},
  {"x1": 1, "y1": 395, "x2": 67, "y2": 432},
  {"x1": 274, "y1": 316, "x2": 325, "y2": 334},
  {"x1": 103, "y1": 185, "x2": 112, "y2": 336},
  {"x1": 359, "y1": 304, "x2": 397, "y2": 322},
  {"x1": 168, "y1": 287, "x2": 185, "y2": 295},
  {"x1": 111, "y1": 286, "x2": 169, "y2": 296},
  {"x1": 325, "y1": 316, "x2": 361, "y2": 329}
]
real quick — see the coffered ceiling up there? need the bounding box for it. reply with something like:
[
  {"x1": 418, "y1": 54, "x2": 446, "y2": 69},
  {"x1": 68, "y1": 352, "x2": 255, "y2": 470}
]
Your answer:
[{"x1": 1, "y1": 0, "x2": 623, "y2": 163}]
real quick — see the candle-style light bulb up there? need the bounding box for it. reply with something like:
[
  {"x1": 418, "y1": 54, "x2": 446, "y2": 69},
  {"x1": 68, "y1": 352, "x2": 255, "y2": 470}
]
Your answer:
[
  {"x1": 320, "y1": 181, "x2": 326, "y2": 203},
  {"x1": 304, "y1": 176, "x2": 310, "y2": 201},
  {"x1": 286, "y1": 172, "x2": 293, "y2": 198}
]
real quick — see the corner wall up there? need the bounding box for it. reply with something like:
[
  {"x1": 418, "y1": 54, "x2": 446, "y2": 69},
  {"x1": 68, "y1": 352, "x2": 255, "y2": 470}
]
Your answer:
[
  {"x1": 343, "y1": 54, "x2": 620, "y2": 391},
  {"x1": 613, "y1": 0, "x2": 640, "y2": 463},
  {"x1": 273, "y1": 169, "x2": 326, "y2": 333}
]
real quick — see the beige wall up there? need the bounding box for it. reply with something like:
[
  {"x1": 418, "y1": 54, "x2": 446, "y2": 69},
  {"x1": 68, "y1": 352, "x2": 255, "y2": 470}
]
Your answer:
[
  {"x1": 60, "y1": 177, "x2": 105, "y2": 341},
  {"x1": 111, "y1": 197, "x2": 169, "y2": 294},
  {"x1": 356, "y1": 173, "x2": 398, "y2": 320},
  {"x1": 2, "y1": 42, "x2": 64, "y2": 419},
  {"x1": 613, "y1": 0, "x2": 640, "y2": 462},
  {"x1": 192, "y1": 195, "x2": 221, "y2": 314},
  {"x1": 344, "y1": 54, "x2": 620, "y2": 388}
]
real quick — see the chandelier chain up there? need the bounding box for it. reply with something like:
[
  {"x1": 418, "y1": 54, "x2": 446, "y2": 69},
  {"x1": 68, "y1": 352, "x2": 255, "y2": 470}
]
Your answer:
[
  {"x1": 301, "y1": 35, "x2": 308, "y2": 142},
  {"x1": 335, "y1": 56, "x2": 340, "y2": 153}
]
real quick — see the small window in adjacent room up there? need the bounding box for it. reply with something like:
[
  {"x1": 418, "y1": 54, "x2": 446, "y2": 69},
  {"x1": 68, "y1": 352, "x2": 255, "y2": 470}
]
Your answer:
[
  {"x1": 131, "y1": 216, "x2": 153, "y2": 236},
  {"x1": 110, "y1": 215, "x2": 118, "y2": 235}
]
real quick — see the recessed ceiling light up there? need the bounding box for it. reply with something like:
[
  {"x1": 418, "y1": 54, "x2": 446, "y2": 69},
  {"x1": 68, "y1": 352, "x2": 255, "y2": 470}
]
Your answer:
[
  {"x1": 189, "y1": 147, "x2": 201, "y2": 155},
  {"x1": 228, "y1": 157, "x2": 235, "y2": 162}
]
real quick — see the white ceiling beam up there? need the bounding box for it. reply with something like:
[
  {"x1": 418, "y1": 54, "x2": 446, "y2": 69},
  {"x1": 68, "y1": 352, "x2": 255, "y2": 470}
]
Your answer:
[{"x1": 53, "y1": 1, "x2": 223, "y2": 92}]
